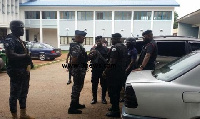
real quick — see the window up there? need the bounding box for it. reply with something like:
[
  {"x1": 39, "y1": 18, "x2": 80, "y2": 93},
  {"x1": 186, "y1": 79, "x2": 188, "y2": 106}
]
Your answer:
[
  {"x1": 42, "y1": 11, "x2": 57, "y2": 19},
  {"x1": 115, "y1": 11, "x2": 132, "y2": 20},
  {"x1": 60, "y1": 11, "x2": 75, "y2": 19},
  {"x1": 96, "y1": 11, "x2": 112, "y2": 20},
  {"x1": 153, "y1": 52, "x2": 200, "y2": 82},
  {"x1": 83, "y1": 37, "x2": 93, "y2": 45},
  {"x1": 154, "y1": 11, "x2": 172, "y2": 20},
  {"x1": 25, "y1": 11, "x2": 40, "y2": 19},
  {"x1": 32, "y1": 43, "x2": 43, "y2": 48},
  {"x1": 60, "y1": 36, "x2": 73, "y2": 45},
  {"x1": 134, "y1": 11, "x2": 152, "y2": 20},
  {"x1": 77, "y1": 11, "x2": 93, "y2": 20}
]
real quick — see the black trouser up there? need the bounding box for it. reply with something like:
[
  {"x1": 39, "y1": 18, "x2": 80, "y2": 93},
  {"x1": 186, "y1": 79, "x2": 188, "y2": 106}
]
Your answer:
[
  {"x1": 108, "y1": 84, "x2": 122, "y2": 111},
  {"x1": 68, "y1": 68, "x2": 72, "y2": 80},
  {"x1": 91, "y1": 70, "x2": 107, "y2": 100},
  {"x1": 70, "y1": 69, "x2": 86, "y2": 108},
  {"x1": 7, "y1": 68, "x2": 30, "y2": 113}
]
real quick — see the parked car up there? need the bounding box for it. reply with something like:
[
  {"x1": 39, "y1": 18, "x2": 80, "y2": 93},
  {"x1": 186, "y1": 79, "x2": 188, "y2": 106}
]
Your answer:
[
  {"x1": 26, "y1": 42, "x2": 61, "y2": 60},
  {"x1": 122, "y1": 50, "x2": 200, "y2": 119}
]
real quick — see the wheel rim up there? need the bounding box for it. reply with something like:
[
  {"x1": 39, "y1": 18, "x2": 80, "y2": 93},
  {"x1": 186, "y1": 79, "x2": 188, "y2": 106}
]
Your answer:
[{"x1": 39, "y1": 54, "x2": 45, "y2": 60}]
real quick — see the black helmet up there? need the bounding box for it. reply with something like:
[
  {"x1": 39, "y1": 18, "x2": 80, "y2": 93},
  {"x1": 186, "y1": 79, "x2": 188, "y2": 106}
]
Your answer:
[
  {"x1": 10, "y1": 20, "x2": 24, "y2": 31},
  {"x1": 125, "y1": 37, "x2": 136, "y2": 43}
]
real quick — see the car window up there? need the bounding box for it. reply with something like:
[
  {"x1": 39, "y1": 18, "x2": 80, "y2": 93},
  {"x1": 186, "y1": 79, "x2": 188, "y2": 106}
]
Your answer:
[
  {"x1": 42, "y1": 43, "x2": 54, "y2": 48},
  {"x1": 32, "y1": 43, "x2": 43, "y2": 48},
  {"x1": 152, "y1": 52, "x2": 200, "y2": 82}
]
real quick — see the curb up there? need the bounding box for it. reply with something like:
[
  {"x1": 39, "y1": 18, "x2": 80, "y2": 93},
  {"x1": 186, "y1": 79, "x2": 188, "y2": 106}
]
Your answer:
[{"x1": 33, "y1": 59, "x2": 65, "y2": 70}]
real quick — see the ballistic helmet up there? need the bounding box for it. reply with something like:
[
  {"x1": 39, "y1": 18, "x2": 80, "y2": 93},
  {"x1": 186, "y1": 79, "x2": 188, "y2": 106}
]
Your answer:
[
  {"x1": 125, "y1": 37, "x2": 136, "y2": 46},
  {"x1": 10, "y1": 20, "x2": 24, "y2": 31}
]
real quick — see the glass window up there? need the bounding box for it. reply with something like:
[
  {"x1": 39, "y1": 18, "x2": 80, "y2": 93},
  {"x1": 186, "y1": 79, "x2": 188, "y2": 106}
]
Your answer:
[
  {"x1": 60, "y1": 36, "x2": 74, "y2": 45},
  {"x1": 42, "y1": 11, "x2": 57, "y2": 19},
  {"x1": 96, "y1": 11, "x2": 112, "y2": 20},
  {"x1": 134, "y1": 11, "x2": 152, "y2": 20},
  {"x1": 60, "y1": 11, "x2": 75, "y2": 19},
  {"x1": 32, "y1": 43, "x2": 43, "y2": 48},
  {"x1": 115, "y1": 11, "x2": 132, "y2": 20},
  {"x1": 78, "y1": 11, "x2": 93, "y2": 20},
  {"x1": 154, "y1": 11, "x2": 172, "y2": 20},
  {"x1": 25, "y1": 11, "x2": 40, "y2": 19},
  {"x1": 152, "y1": 52, "x2": 200, "y2": 82}
]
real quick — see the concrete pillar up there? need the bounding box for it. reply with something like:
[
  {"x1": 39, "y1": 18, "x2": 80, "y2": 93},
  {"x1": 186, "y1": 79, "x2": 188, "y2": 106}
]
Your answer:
[
  {"x1": 57, "y1": 10, "x2": 60, "y2": 48},
  {"x1": 93, "y1": 11, "x2": 95, "y2": 45},
  {"x1": 112, "y1": 11, "x2": 114, "y2": 34},
  {"x1": 151, "y1": 11, "x2": 154, "y2": 30},
  {"x1": 40, "y1": 11, "x2": 43, "y2": 43}
]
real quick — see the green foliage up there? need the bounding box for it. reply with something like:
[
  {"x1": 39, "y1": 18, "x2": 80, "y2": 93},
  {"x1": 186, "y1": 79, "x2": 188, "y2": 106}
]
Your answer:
[{"x1": 173, "y1": 11, "x2": 179, "y2": 29}]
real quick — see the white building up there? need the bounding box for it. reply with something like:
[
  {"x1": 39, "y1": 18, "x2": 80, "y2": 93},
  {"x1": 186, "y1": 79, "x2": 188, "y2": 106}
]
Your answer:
[
  {"x1": 0, "y1": 0, "x2": 20, "y2": 39},
  {"x1": 177, "y1": 9, "x2": 200, "y2": 39},
  {"x1": 1, "y1": 0, "x2": 179, "y2": 51}
]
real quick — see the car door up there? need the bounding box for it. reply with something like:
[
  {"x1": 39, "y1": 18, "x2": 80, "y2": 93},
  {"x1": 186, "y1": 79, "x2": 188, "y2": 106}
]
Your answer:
[{"x1": 30, "y1": 43, "x2": 44, "y2": 58}]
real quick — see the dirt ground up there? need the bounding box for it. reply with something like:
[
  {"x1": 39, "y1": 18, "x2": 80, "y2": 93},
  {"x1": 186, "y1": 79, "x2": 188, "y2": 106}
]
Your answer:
[{"x1": 0, "y1": 54, "x2": 123, "y2": 119}]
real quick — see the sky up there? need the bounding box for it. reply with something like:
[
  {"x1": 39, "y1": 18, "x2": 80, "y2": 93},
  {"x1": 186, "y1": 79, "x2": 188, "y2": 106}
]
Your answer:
[{"x1": 175, "y1": 0, "x2": 200, "y2": 18}]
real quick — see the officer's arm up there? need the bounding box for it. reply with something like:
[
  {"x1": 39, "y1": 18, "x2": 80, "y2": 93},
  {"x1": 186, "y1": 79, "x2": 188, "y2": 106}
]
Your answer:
[
  {"x1": 126, "y1": 58, "x2": 136, "y2": 72},
  {"x1": 140, "y1": 53, "x2": 151, "y2": 69},
  {"x1": 5, "y1": 49, "x2": 28, "y2": 60},
  {"x1": 66, "y1": 53, "x2": 70, "y2": 63},
  {"x1": 71, "y1": 57, "x2": 78, "y2": 64}
]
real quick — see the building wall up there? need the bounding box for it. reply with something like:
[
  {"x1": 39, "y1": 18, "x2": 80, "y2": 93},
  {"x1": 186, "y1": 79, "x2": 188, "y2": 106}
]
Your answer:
[
  {"x1": 178, "y1": 23, "x2": 199, "y2": 38},
  {"x1": 77, "y1": 21, "x2": 93, "y2": 37},
  {"x1": 95, "y1": 21, "x2": 112, "y2": 37},
  {"x1": 59, "y1": 20, "x2": 75, "y2": 36},
  {"x1": 133, "y1": 21, "x2": 151, "y2": 37},
  {"x1": 114, "y1": 21, "x2": 131, "y2": 37},
  {"x1": 153, "y1": 21, "x2": 172, "y2": 36},
  {"x1": 43, "y1": 29, "x2": 58, "y2": 48},
  {"x1": 28, "y1": 28, "x2": 40, "y2": 41}
]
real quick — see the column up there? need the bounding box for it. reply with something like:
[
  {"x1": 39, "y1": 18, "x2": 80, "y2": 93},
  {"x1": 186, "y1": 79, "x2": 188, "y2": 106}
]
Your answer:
[
  {"x1": 40, "y1": 11, "x2": 43, "y2": 43},
  {"x1": 75, "y1": 11, "x2": 77, "y2": 30},
  {"x1": 131, "y1": 11, "x2": 134, "y2": 37},
  {"x1": 171, "y1": 9, "x2": 175, "y2": 35},
  {"x1": 57, "y1": 10, "x2": 60, "y2": 48},
  {"x1": 151, "y1": 10, "x2": 154, "y2": 30},
  {"x1": 93, "y1": 11, "x2": 95, "y2": 45},
  {"x1": 112, "y1": 11, "x2": 115, "y2": 34}
]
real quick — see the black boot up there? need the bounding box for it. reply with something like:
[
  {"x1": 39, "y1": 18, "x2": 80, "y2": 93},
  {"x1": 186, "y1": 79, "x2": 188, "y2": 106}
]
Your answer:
[
  {"x1": 106, "y1": 111, "x2": 120, "y2": 118},
  {"x1": 67, "y1": 80, "x2": 72, "y2": 85},
  {"x1": 68, "y1": 107, "x2": 82, "y2": 114},
  {"x1": 102, "y1": 98, "x2": 107, "y2": 104},
  {"x1": 76, "y1": 103, "x2": 86, "y2": 109},
  {"x1": 91, "y1": 99, "x2": 97, "y2": 104},
  {"x1": 108, "y1": 107, "x2": 112, "y2": 111},
  {"x1": 68, "y1": 102, "x2": 82, "y2": 114}
]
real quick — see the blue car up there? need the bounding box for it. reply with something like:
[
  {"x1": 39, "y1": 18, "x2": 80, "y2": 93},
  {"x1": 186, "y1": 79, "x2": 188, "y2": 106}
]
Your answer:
[{"x1": 26, "y1": 42, "x2": 61, "y2": 61}]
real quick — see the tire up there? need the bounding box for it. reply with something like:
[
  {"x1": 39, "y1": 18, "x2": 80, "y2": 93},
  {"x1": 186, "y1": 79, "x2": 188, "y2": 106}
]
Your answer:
[
  {"x1": 39, "y1": 54, "x2": 46, "y2": 61},
  {"x1": 50, "y1": 58, "x2": 55, "y2": 60}
]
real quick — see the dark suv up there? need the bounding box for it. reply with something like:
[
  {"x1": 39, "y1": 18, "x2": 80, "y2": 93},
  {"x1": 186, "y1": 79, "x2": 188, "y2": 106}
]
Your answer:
[{"x1": 135, "y1": 36, "x2": 200, "y2": 68}]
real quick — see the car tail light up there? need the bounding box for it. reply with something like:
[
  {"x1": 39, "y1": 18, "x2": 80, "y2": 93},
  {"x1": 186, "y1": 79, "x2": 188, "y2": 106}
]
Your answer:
[
  {"x1": 51, "y1": 50, "x2": 55, "y2": 53},
  {"x1": 124, "y1": 84, "x2": 138, "y2": 108}
]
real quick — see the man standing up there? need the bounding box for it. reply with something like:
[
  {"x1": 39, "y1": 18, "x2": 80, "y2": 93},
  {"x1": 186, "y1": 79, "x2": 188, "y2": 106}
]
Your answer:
[
  {"x1": 88, "y1": 36, "x2": 108, "y2": 104},
  {"x1": 103, "y1": 33, "x2": 127, "y2": 117},
  {"x1": 136, "y1": 30, "x2": 158, "y2": 71},
  {"x1": 4, "y1": 20, "x2": 34, "y2": 119},
  {"x1": 68, "y1": 30, "x2": 87, "y2": 114}
]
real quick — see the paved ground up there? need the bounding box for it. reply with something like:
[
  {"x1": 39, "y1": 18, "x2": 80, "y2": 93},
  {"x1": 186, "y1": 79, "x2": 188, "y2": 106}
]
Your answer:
[{"x1": 0, "y1": 54, "x2": 123, "y2": 119}]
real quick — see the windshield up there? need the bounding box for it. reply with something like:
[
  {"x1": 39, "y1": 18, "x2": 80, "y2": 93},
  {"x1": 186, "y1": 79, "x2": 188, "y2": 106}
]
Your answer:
[
  {"x1": 42, "y1": 43, "x2": 54, "y2": 48},
  {"x1": 152, "y1": 52, "x2": 200, "y2": 82}
]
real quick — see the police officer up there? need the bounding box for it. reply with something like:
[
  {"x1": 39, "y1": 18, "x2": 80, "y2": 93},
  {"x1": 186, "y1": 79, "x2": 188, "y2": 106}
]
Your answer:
[
  {"x1": 125, "y1": 37, "x2": 137, "y2": 76},
  {"x1": 102, "y1": 33, "x2": 127, "y2": 117},
  {"x1": 3, "y1": 20, "x2": 34, "y2": 119},
  {"x1": 68, "y1": 30, "x2": 87, "y2": 114},
  {"x1": 135, "y1": 30, "x2": 158, "y2": 71},
  {"x1": 66, "y1": 37, "x2": 75, "y2": 85},
  {"x1": 88, "y1": 36, "x2": 108, "y2": 104}
]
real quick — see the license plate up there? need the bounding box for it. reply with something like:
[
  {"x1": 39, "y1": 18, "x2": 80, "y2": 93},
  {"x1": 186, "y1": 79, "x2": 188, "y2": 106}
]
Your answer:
[{"x1": 56, "y1": 51, "x2": 60, "y2": 53}]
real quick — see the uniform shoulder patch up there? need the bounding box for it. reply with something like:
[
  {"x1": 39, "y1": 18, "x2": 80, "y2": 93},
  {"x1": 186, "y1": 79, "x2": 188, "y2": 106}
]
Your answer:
[{"x1": 112, "y1": 48, "x2": 116, "y2": 51}]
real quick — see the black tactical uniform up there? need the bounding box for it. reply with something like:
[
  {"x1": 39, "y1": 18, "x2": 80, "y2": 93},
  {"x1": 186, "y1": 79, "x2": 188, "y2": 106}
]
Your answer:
[
  {"x1": 104, "y1": 33, "x2": 127, "y2": 117},
  {"x1": 89, "y1": 38, "x2": 108, "y2": 104},
  {"x1": 3, "y1": 20, "x2": 34, "y2": 119},
  {"x1": 68, "y1": 30, "x2": 87, "y2": 114},
  {"x1": 137, "y1": 40, "x2": 157, "y2": 70}
]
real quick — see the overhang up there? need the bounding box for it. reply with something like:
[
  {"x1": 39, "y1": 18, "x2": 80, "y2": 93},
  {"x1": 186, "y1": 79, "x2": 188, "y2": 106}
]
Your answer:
[{"x1": 177, "y1": 9, "x2": 200, "y2": 25}]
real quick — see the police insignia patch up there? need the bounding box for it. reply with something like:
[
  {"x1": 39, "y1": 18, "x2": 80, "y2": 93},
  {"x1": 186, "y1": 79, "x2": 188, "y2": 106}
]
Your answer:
[{"x1": 112, "y1": 48, "x2": 116, "y2": 51}]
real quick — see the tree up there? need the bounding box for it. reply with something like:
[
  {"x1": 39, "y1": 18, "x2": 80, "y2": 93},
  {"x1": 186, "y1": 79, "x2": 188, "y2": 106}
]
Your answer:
[{"x1": 173, "y1": 11, "x2": 179, "y2": 29}]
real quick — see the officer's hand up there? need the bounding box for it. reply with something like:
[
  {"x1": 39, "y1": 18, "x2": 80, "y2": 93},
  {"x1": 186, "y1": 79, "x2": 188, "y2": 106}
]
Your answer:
[
  {"x1": 30, "y1": 63, "x2": 34, "y2": 69},
  {"x1": 102, "y1": 71, "x2": 107, "y2": 78},
  {"x1": 132, "y1": 68, "x2": 142, "y2": 72}
]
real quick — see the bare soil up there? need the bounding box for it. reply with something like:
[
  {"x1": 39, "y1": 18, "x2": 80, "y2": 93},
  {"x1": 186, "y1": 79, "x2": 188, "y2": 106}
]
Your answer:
[{"x1": 0, "y1": 53, "x2": 123, "y2": 119}]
